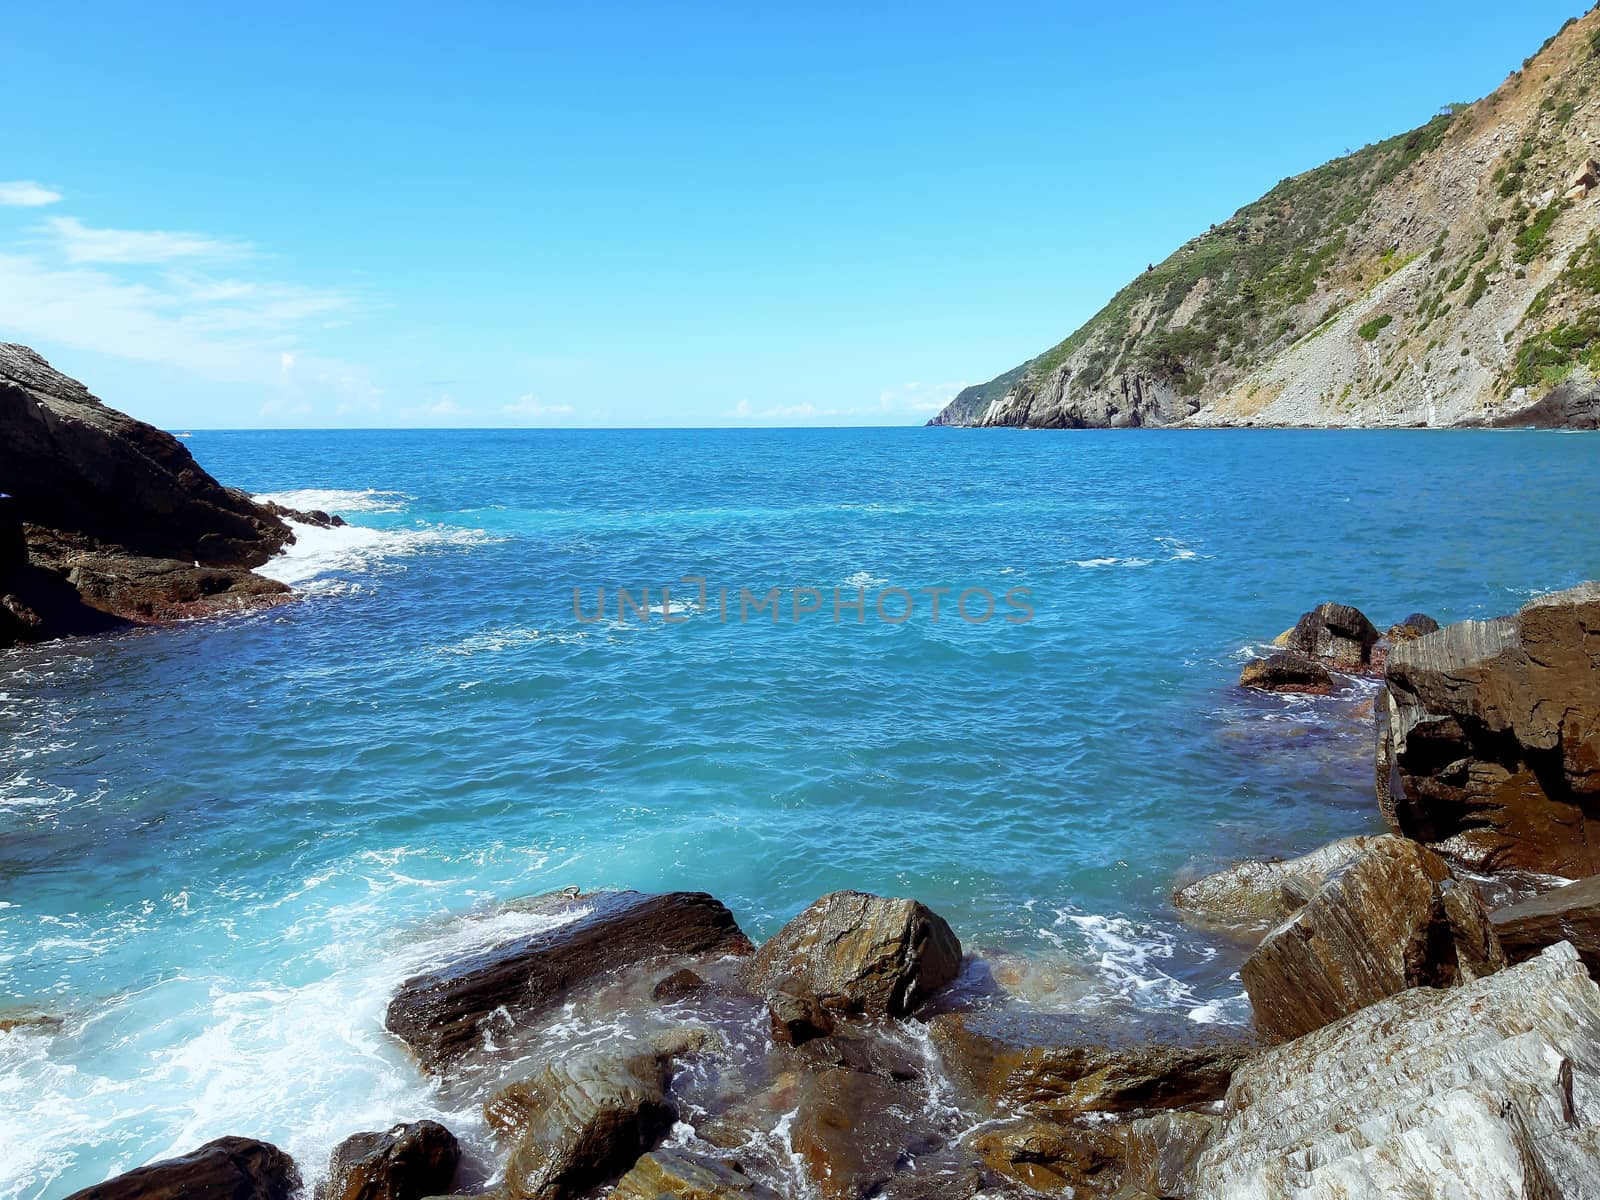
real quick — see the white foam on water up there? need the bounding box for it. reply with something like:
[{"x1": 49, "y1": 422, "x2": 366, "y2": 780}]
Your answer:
[
  {"x1": 259, "y1": 519, "x2": 501, "y2": 591},
  {"x1": 1070, "y1": 556, "x2": 1153, "y2": 569},
  {"x1": 254, "y1": 488, "x2": 412, "y2": 515},
  {"x1": 839, "y1": 571, "x2": 887, "y2": 589},
  {"x1": 1051, "y1": 909, "x2": 1249, "y2": 1025}
]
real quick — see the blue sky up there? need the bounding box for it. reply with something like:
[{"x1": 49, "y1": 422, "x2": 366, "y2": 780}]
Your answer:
[{"x1": 0, "y1": 1, "x2": 1584, "y2": 428}]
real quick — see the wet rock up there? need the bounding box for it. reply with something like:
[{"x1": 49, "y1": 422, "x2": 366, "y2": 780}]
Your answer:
[
  {"x1": 768, "y1": 980, "x2": 835, "y2": 1046},
  {"x1": 61, "y1": 1136, "x2": 300, "y2": 1200},
  {"x1": 1237, "y1": 652, "x2": 1334, "y2": 695},
  {"x1": 0, "y1": 1010, "x2": 64, "y2": 1034},
  {"x1": 1378, "y1": 583, "x2": 1600, "y2": 875},
  {"x1": 610, "y1": 1148, "x2": 779, "y2": 1199},
  {"x1": 1174, "y1": 837, "x2": 1376, "y2": 934},
  {"x1": 927, "y1": 1008, "x2": 1250, "y2": 1119},
  {"x1": 1193, "y1": 942, "x2": 1600, "y2": 1199},
  {"x1": 485, "y1": 1029, "x2": 704, "y2": 1200},
  {"x1": 1122, "y1": 1110, "x2": 1219, "y2": 1199},
  {"x1": 1385, "y1": 612, "x2": 1440, "y2": 641},
  {"x1": 789, "y1": 1028, "x2": 924, "y2": 1082},
  {"x1": 651, "y1": 968, "x2": 708, "y2": 1001},
  {"x1": 386, "y1": 890, "x2": 751, "y2": 1071},
  {"x1": 971, "y1": 1117, "x2": 1126, "y2": 1195},
  {"x1": 1241, "y1": 835, "x2": 1504, "y2": 1043},
  {"x1": 741, "y1": 891, "x2": 961, "y2": 1019},
  {"x1": 790, "y1": 1063, "x2": 939, "y2": 1200},
  {"x1": 319, "y1": 1121, "x2": 460, "y2": 1200},
  {"x1": 1282, "y1": 602, "x2": 1380, "y2": 672},
  {"x1": 1492, "y1": 873, "x2": 1600, "y2": 977}
]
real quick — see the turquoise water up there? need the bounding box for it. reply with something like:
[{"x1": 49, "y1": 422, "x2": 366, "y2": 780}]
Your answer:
[{"x1": 1, "y1": 428, "x2": 1596, "y2": 1197}]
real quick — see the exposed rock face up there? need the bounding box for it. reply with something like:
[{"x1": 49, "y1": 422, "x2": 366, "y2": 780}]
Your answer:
[
  {"x1": 1377, "y1": 583, "x2": 1600, "y2": 876},
  {"x1": 1193, "y1": 942, "x2": 1600, "y2": 1199},
  {"x1": 1282, "y1": 603, "x2": 1380, "y2": 673},
  {"x1": 610, "y1": 1149, "x2": 779, "y2": 1199},
  {"x1": 1387, "y1": 612, "x2": 1440, "y2": 641},
  {"x1": 1174, "y1": 836, "x2": 1376, "y2": 934},
  {"x1": 1493, "y1": 874, "x2": 1600, "y2": 978},
  {"x1": 927, "y1": 1008, "x2": 1251, "y2": 1119},
  {"x1": 970, "y1": 1118, "x2": 1127, "y2": 1196},
  {"x1": 1238, "y1": 652, "x2": 1334, "y2": 695},
  {"x1": 385, "y1": 890, "x2": 751, "y2": 1071},
  {"x1": 767, "y1": 979, "x2": 835, "y2": 1046},
  {"x1": 1122, "y1": 1110, "x2": 1219, "y2": 1199},
  {"x1": 61, "y1": 1136, "x2": 300, "y2": 1200},
  {"x1": 1241, "y1": 835, "x2": 1505, "y2": 1042},
  {"x1": 318, "y1": 1121, "x2": 459, "y2": 1200},
  {"x1": 740, "y1": 892, "x2": 960, "y2": 1019},
  {"x1": 0, "y1": 344, "x2": 299, "y2": 646},
  {"x1": 790, "y1": 1063, "x2": 936, "y2": 1200},
  {"x1": 485, "y1": 1031, "x2": 703, "y2": 1200}
]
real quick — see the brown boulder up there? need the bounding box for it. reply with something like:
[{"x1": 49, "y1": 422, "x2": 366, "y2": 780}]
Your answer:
[
  {"x1": 1491, "y1": 873, "x2": 1600, "y2": 977},
  {"x1": 318, "y1": 1122, "x2": 459, "y2": 1200},
  {"x1": 1377, "y1": 583, "x2": 1600, "y2": 875},
  {"x1": 789, "y1": 1063, "x2": 939, "y2": 1200},
  {"x1": 61, "y1": 1137, "x2": 300, "y2": 1200},
  {"x1": 768, "y1": 980, "x2": 835, "y2": 1046},
  {"x1": 1241, "y1": 835, "x2": 1504, "y2": 1042},
  {"x1": 1122, "y1": 1110, "x2": 1219, "y2": 1199},
  {"x1": 927, "y1": 1008, "x2": 1250, "y2": 1119},
  {"x1": 386, "y1": 890, "x2": 750, "y2": 1071},
  {"x1": 1174, "y1": 837, "x2": 1376, "y2": 934},
  {"x1": 609, "y1": 1149, "x2": 779, "y2": 1199},
  {"x1": 741, "y1": 891, "x2": 960, "y2": 1019},
  {"x1": 971, "y1": 1118, "x2": 1126, "y2": 1196},
  {"x1": 1238, "y1": 652, "x2": 1335, "y2": 695},
  {"x1": 1282, "y1": 603, "x2": 1380, "y2": 672}
]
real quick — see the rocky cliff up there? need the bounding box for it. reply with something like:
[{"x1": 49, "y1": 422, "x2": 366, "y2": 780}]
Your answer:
[
  {"x1": 0, "y1": 344, "x2": 306, "y2": 648},
  {"x1": 932, "y1": 10, "x2": 1600, "y2": 429}
]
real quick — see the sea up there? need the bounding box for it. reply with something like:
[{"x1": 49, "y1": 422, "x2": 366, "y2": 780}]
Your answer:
[{"x1": 1, "y1": 427, "x2": 1596, "y2": 1197}]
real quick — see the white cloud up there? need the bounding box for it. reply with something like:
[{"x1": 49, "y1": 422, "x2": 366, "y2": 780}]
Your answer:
[
  {"x1": 502, "y1": 393, "x2": 574, "y2": 418},
  {"x1": 878, "y1": 380, "x2": 969, "y2": 414},
  {"x1": 43, "y1": 215, "x2": 252, "y2": 264},
  {"x1": 402, "y1": 393, "x2": 471, "y2": 422},
  {"x1": 0, "y1": 181, "x2": 62, "y2": 207}
]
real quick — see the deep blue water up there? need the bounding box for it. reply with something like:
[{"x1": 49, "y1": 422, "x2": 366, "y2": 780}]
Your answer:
[{"x1": 1, "y1": 427, "x2": 1596, "y2": 1196}]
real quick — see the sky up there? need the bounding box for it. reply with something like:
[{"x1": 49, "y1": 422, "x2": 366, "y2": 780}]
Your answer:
[{"x1": 0, "y1": 1, "x2": 1587, "y2": 429}]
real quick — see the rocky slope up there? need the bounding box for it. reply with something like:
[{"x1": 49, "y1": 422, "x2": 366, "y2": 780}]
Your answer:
[
  {"x1": 0, "y1": 343, "x2": 320, "y2": 648},
  {"x1": 932, "y1": 10, "x2": 1600, "y2": 429}
]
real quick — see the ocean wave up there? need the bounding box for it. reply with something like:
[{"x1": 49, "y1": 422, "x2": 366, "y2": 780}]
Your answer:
[
  {"x1": 259, "y1": 520, "x2": 502, "y2": 590},
  {"x1": 254, "y1": 488, "x2": 412, "y2": 515}
]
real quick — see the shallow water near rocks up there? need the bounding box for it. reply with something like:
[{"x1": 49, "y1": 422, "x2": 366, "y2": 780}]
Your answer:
[{"x1": 0, "y1": 427, "x2": 1596, "y2": 1197}]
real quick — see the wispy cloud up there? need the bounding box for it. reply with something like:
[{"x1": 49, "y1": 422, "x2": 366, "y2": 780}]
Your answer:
[
  {"x1": 42, "y1": 215, "x2": 253, "y2": 264},
  {"x1": 401, "y1": 393, "x2": 472, "y2": 422},
  {"x1": 878, "y1": 380, "x2": 969, "y2": 414},
  {"x1": 502, "y1": 393, "x2": 574, "y2": 419},
  {"x1": 0, "y1": 181, "x2": 62, "y2": 207}
]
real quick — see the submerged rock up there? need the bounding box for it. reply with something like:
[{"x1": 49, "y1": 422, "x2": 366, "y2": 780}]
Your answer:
[
  {"x1": 1238, "y1": 652, "x2": 1334, "y2": 695},
  {"x1": 790, "y1": 1063, "x2": 939, "y2": 1200},
  {"x1": 0, "y1": 1010, "x2": 64, "y2": 1035},
  {"x1": 1174, "y1": 836, "x2": 1377, "y2": 934},
  {"x1": 741, "y1": 891, "x2": 961, "y2": 1019},
  {"x1": 768, "y1": 979, "x2": 835, "y2": 1046},
  {"x1": 1281, "y1": 603, "x2": 1380, "y2": 673},
  {"x1": 651, "y1": 968, "x2": 709, "y2": 1001},
  {"x1": 61, "y1": 1136, "x2": 300, "y2": 1200},
  {"x1": 319, "y1": 1121, "x2": 460, "y2": 1200},
  {"x1": 1377, "y1": 583, "x2": 1600, "y2": 876},
  {"x1": 1193, "y1": 942, "x2": 1600, "y2": 1198},
  {"x1": 385, "y1": 890, "x2": 751, "y2": 1071},
  {"x1": 610, "y1": 1148, "x2": 779, "y2": 1199},
  {"x1": 927, "y1": 1008, "x2": 1250, "y2": 1119},
  {"x1": 1241, "y1": 835, "x2": 1504, "y2": 1043},
  {"x1": 1492, "y1": 873, "x2": 1600, "y2": 978},
  {"x1": 485, "y1": 1029, "x2": 704, "y2": 1200}
]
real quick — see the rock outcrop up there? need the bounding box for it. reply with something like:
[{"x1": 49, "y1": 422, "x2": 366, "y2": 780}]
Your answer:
[
  {"x1": 1193, "y1": 942, "x2": 1600, "y2": 1198},
  {"x1": 385, "y1": 890, "x2": 751, "y2": 1071},
  {"x1": 1281, "y1": 603, "x2": 1381, "y2": 673},
  {"x1": 1174, "y1": 836, "x2": 1377, "y2": 934},
  {"x1": 318, "y1": 1121, "x2": 460, "y2": 1200},
  {"x1": 1377, "y1": 583, "x2": 1600, "y2": 876},
  {"x1": 1238, "y1": 652, "x2": 1334, "y2": 695},
  {"x1": 1493, "y1": 874, "x2": 1600, "y2": 978},
  {"x1": 1240, "y1": 835, "x2": 1505, "y2": 1042},
  {"x1": 610, "y1": 1149, "x2": 779, "y2": 1199},
  {"x1": 740, "y1": 891, "x2": 961, "y2": 1020},
  {"x1": 927, "y1": 1008, "x2": 1251, "y2": 1119},
  {"x1": 969, "y1": 1118, "x2": 1127, "y2": 1196},
  {"x1": 1122, "y1": 1110, "x2": 1220, "y2": 1199},
  {"x1": 0, "y1": 344, "x2": 301, "y2": 647},
  {"x1": 61, "y1": 1136, "x2": 300, "y2": 1200}
]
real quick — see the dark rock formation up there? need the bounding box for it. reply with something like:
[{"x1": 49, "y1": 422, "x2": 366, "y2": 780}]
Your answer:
[
  {"x1": 1492, "y1": 874, "x2": 1600, "y2": 977},
  {"x1": 1377, "y1": 583, "x2": 1600, "y2": 876},
  {"x1": 1238, "y1": 652, "x2": 1334, "y2": 695},
  {"x1": 1122, "y1": 1110, "x2": 1219, "y2": 1199},
  {"x1": 1240, "y1": 835, "x2": 1505, "y2": 1042},
  {"x1": 318, "y1": 1121, "x2": 460, "y2": 1200},
  {"x1": 61, "y1": 1136, "x2": 300, "y2": 1200},
  {"x1": 485, "y1": 1030, "x2": 703, "y2": 1200},
  {"x1": 1281, "y1": 603, "x2": 1380, "y2": 673},
  {"x1": 1174, "y1": 837, "x2": 1377, "y2": 935},
  {"x1": 1193, "y1": 943, "x2": 1600, "y2": 1198},
  {"x1": 0, "y1": 344, "x2": 301, "y2": 646},
  {"x1": 610, "y1": 1149, "x2": 779, "y2": 1199},
  {"x1": 768, "y1": 979, "x2": 835, "y2": 1046},
  {"x1": 650, "y1": 968, "x2": 708, "y2": 1001},
  {"x1": 740, "y1": 891, "x2": 960, "y2": 1019},
  {"x1": 385, "y1": 890, "x2": 751, "y2": 1071},
  {"x1": 1387, "y1": 612, "x2": 1440, "y2": 640},
  {"x1": 970, "y1": 1118, "x2": 1127, "y2": 1196},
  {"x1": 927, "y1": 1008, "x2": 1250, "y2": 1119}
]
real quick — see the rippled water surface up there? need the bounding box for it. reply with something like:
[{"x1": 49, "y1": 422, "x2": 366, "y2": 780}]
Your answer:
[{"x1": 1, "y1": 428, "x2": 1596, "y2": 1196}]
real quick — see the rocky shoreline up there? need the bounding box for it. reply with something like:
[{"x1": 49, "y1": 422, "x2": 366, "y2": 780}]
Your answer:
[{"x1": 23, "y1": 583, "x2": 1597, "y2": 1199}]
